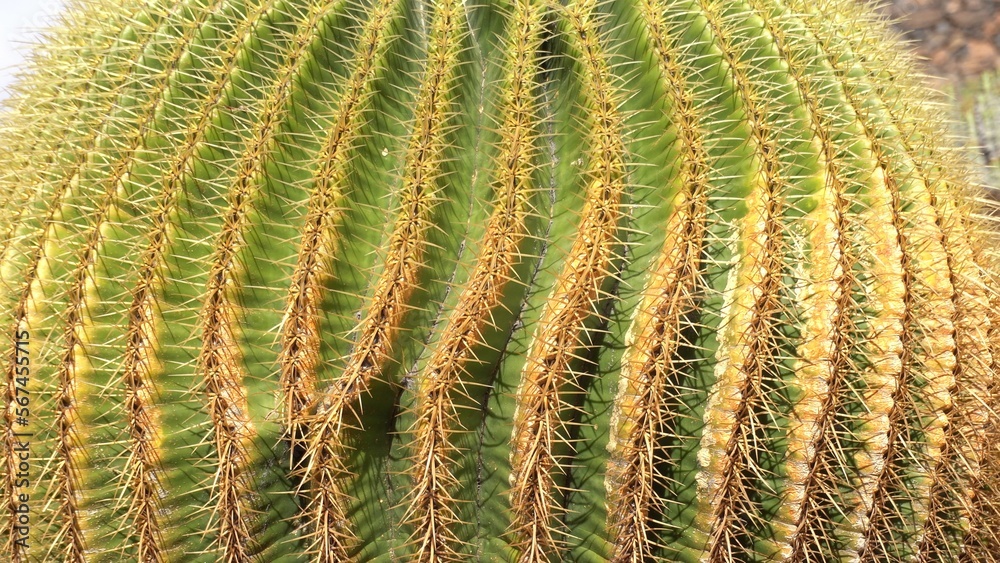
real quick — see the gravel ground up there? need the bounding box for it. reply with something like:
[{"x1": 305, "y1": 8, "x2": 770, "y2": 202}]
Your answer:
[{"x1": 875, "y1": 0, "x2": 1000, "y2": 79}]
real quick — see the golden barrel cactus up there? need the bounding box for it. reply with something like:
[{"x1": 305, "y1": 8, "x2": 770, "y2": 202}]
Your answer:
[{"x1": 0, "y1": 0, "x2": 998, "y2": 561}]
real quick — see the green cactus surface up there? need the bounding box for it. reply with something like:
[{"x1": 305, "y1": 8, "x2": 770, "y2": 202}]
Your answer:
[{"x1": 1, "y1": 0, "x2": 999, "y2": 561}]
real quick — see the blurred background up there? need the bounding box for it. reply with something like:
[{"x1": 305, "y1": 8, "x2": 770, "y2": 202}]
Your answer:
[{"x1": 876, "y1": 0, "x2": 1000, "y2": 81}]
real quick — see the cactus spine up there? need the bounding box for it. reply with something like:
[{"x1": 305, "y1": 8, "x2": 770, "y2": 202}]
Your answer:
[{"x1": 0, "y1": 0, "x2": 998, "y2": 561}]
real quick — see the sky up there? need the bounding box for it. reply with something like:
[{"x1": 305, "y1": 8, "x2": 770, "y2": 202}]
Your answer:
[{"x1": 0, "y1": 0, "x2": 66, "y2": 99}]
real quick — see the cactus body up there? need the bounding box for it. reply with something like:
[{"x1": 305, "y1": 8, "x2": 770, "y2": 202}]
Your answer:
[{"x1": 0, "y1": 0, "x2": 998, "y2": 561}]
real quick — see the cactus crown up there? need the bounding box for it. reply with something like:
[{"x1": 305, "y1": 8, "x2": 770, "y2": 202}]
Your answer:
[{"x1": 1, "y1": 0, "x2": 999, "y2": 561}]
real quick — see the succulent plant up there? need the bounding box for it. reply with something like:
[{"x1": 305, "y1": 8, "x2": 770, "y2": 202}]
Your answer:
[{"x1": 1, "y1": 0, "x2": 998, "y2": 561}]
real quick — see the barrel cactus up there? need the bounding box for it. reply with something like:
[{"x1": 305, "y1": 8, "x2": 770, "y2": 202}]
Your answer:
[{"x1": 1, "y1": 0, "x2": 998, "y2": 561}]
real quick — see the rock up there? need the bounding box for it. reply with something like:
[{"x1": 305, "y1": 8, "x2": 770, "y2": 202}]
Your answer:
[
  {"x1": 950, "y1": 9, "x2": 994, "y2": 28},
  {"x1": 958, "y1": 39, "x2": 999, "y2": 75},
  {"x1": 983, "y1": 13, "x2": 1000, "y2": 38},
  {"x1": 906, "y1": 7, "x2": 946, "y2": 28},
  {"x1": 931, "y1": 48, "x2": 953, "y2": 68}
]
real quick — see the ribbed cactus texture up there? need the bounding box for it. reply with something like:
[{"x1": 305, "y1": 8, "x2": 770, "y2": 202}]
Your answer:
[{"x1": 1, "y1": 0, "x2": 999, "y2": 561}]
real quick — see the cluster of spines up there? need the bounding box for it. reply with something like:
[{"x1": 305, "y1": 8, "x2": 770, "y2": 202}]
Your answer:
[
  {"x1": 870, "y1": 49, "x2": 996, "y2": 563},
  {"x1": 778, "y1": 8, "x2": 917, "y2": 558},
  {"x1": 0, "y1": 0, "x2": 997, "y2": 561},
  {"x1": 785, "y1": 0, "x2": 1000, "y2": 560},
  {"x1": 194, "y1": 1, "x2": 348, "y2": 560},
  {"x1": 602, "y1": 0, "x2": 710, "y2": 560},
  {"x1": 0, "y1": 0, "x2": 392, "y2": 558},
  {"x1": 0, "y1": 0, "x2": 143, "y2": 260},
  {"x1": 3, "y1": 1, "x2": 230, "y2": 559},
  {"x1": 0, "y1": 1, "x2": 151, "y2": 554},
  {"x1": 687, "y1": 2, "x2": 806, "y2": 560},
  {"x1": 794, "y1": 4, "x2": 956, "y2": 560},
  {"x1": 395, "y1": 0, "x2": 543, "y2": 560},
  {"x1": 275, "y1": 0, "x2": 400, "y2": 463},
  {"x1": 120, "y1": 0, "x2": 280, "y2": 559},
  {"x1": 507, "y1": 0, "x2": 629, "y2": 559},
  {"x1": 743, "y1": 3, "x2": 880, "y2": 561},
  {"x1": 291, "y1": 0, "x2": 458, "y2": 559}
]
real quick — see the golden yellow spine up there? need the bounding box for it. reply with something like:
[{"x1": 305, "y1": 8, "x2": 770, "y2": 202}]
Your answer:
[{"x1": 509, "y1": 1, "x2": 627, "y2": 559}]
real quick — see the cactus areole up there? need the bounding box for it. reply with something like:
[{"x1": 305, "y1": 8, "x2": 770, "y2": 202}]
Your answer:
[{"x1": 0, "y1": 0, "x2": 998, "y2": 561}]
